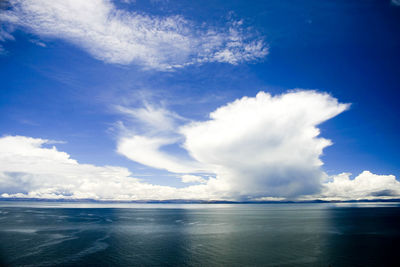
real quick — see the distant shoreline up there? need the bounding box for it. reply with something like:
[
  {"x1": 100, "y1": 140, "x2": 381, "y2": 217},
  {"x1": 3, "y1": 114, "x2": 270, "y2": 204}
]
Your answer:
[{"x1": 1, "y1": 198, "x2": 400, "y2": 204}]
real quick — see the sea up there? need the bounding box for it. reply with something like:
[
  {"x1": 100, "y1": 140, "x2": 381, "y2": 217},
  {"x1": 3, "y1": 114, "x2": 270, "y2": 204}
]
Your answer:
[{"x1": 0, "y1": 201, "x2": 399, "y2": 266}]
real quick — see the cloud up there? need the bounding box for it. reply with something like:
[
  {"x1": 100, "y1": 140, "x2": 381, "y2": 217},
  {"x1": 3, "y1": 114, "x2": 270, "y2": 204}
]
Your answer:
[
  {"x1": 317, "y1": 171, "x2": 400, "y2": 201},
  {"x1": 115, "y1": 104, "x2": 187, "y2": 134},
  {"x1": 392, "y1": 0, "x2": 400, "y2": 6},
  {"x1": 1, "y1": 91, "x2": 399, "y2": 201},
  {"x1": 117, "y1": 135, "x2": 205, "y2": 173},
  {"x1": 0, "y1": 25, "x2": 14, "y2": 54},
  {"x1": 180, "y1": 175, "x2": 207, "y2": 184},
  {"x1": 182, "y1": 91, "x2": 352, "y2": 198},
  {"x1": 115, "y1": 103, "x2": 206, "y2": 173},
  {"x1": 0, "y1": 135, "x2": 216, "y2": 200},
  {"x1": 117, "y1": 90, "x2": 351, "y2": 199},
  {"x1": 29, "y1": 39, "x2": 46, "y2": 47},
  {"x1": 0, "y1": 0, "x2": 267, "y2": 70}
]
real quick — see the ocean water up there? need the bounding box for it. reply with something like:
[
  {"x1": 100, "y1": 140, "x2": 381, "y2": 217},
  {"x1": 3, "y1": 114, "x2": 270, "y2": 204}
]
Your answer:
[{"x1": 0, "y1": 202, "x2": 399, "y2": 266}]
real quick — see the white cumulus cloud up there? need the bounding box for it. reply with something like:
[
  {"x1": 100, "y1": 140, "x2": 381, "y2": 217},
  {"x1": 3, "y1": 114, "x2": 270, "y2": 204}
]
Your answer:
[
  {"x1": 0, "y1": 135, "x2": 220, "y2": 200},
  {"x1": 180, "y1": 91, "x2": 351, "y2": 198},
  {"x1": 318, "y1": 171, "x2": 400, "y2": 201},
  {"x1": 0, "y1": 0, "x2": 268, "y2": 70},
  {"x1": 117, "y1": 90, "x2": 352, "y2": 199},
  {"x1": 1, "y1": 91, "x2": 399, "y2": 201}
]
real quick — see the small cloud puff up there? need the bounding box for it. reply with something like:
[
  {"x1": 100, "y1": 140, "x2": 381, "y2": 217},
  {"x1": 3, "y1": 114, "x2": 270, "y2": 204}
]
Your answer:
[{"x1": 180, "y1": 175, "x2": 207, "y2": 184}]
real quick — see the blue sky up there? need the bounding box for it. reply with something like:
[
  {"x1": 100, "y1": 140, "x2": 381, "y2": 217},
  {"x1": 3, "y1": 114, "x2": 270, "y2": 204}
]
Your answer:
[{"x1": 0, "y1": 0, "x2": 399, "y2": 201}]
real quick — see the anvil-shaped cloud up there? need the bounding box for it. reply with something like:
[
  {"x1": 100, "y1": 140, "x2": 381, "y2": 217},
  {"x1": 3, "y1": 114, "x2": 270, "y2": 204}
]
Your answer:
[{"x1": 117, "y1": 90, "x2": 350, "y2": 199}]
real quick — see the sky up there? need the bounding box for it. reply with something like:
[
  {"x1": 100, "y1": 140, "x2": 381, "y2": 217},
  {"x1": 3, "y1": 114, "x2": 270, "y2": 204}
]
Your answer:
[{"x1": 0, "y1": 0, "x2": 399, "y2": 201}]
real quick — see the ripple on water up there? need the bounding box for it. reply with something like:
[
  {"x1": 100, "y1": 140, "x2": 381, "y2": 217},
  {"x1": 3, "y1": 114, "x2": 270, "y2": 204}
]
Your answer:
[{"x1": 2, "y1": 228, "x2": 38, "y2": 234}]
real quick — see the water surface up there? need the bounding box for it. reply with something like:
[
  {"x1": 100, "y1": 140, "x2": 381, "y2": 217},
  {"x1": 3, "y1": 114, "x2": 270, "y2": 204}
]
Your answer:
[{"x1": 0, "y1": 202, "x2": 399, "y2": 266}]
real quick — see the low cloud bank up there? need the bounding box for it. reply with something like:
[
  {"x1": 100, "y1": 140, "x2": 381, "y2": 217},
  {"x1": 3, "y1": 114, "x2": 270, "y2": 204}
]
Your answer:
[
  {"x1": 0, "y1": 135, "x2": 215, "y2": 200},
  {"x1": 1, "y1": 136, "x2": 398, "y2": 201},
  {"x1": 1, "y1": 91, "x2": 398, "y2": 201}
]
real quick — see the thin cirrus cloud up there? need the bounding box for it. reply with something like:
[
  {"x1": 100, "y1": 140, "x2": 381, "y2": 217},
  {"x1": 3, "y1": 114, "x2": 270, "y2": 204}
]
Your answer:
[
  {"x1": 0, "y1": 91, "x2": 399, "y2": 201},
  {"x1": 0, "y1": 26, "x2": 14, "y2": 54},
  {"x1": 115, "y1": 103, "x2": 206, "y2": 173},
  {"x1": 0, "y1": 0, "x2": 268, "y2": 70},
  {"x1": 180, "y1": 175, "x2": 207, "y2": 184},
  {"x1": 392, "y1": 0, "x2": 400, "y2": 6}
]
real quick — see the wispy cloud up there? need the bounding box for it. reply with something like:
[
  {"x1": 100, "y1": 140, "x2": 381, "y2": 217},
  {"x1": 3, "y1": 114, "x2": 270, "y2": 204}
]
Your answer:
[
  {"x1": 117, "y1": 135, "x2": 205, "y2": 173},
  {"x1": 392, "y1": 0, "x2": 400, "y2": 6},
  {"x1": 29, "y1": 39, "x2": 46, "y2": 47},
  {"x1": 0, "y1": 25, "x2": 14, "y2": 54},
  {"x1": 0, "y1": 0, "x2": 268, "y2": 70},
  {"x1": 114, "y1": 102, "x2": 204, "y2": 173},
  {"x1": 115, "y1": 104, "x2": 187, "y2": 134}
]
